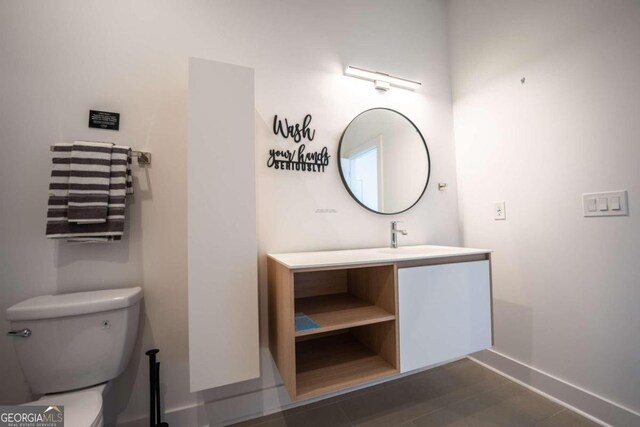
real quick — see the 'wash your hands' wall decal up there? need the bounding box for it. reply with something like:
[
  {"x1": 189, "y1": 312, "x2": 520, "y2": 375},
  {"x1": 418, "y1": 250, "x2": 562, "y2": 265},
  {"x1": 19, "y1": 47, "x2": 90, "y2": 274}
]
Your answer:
[{"x1": 267, "y1": 114, "x2": 330, "y2": 173}]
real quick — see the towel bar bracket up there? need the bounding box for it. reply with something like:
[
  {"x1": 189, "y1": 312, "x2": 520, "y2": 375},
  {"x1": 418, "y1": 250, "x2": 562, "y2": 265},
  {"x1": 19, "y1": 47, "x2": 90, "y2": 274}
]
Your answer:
[
  {"x1": 136, "y1": 151, "x2": 151, "y2": 166},
  {"x1": 49, "y1": 145, "x2": 152, "y2": 166}
]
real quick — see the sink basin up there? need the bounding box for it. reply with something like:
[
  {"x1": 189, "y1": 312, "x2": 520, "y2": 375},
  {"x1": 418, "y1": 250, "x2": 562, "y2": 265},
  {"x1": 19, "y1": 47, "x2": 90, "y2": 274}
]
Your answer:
[{"x1": 378, "y1": 246, "x2": 442, "y2": 255}]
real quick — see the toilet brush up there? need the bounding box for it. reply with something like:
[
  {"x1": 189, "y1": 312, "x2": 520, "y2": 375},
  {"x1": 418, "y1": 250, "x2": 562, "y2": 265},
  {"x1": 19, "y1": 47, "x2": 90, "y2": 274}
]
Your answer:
[
  {"x1": 156, "y1": 362, "x2": 168, "y2": 427},
  {"x1": 146, "y1": 348, "x2": 169, "y2": 427}
]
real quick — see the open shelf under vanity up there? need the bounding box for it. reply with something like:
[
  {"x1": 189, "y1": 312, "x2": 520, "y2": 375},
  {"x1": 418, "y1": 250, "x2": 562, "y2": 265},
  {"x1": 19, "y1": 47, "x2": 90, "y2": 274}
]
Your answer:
[
  {"x1": 294, "y1": 294, "x2": 395, "y2": 336},
  {"x1": 295, "y1": 327, "x2": 397, "y2": 399},
  {"x1": 268, "y1": 260, "x2": 399, "y2": 400}
]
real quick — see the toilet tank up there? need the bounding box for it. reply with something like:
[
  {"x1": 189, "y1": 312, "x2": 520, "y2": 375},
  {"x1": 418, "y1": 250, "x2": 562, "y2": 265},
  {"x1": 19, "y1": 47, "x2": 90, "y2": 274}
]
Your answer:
[{"x1": 6, "y1": 287, "x2": 143, "y2": 395}]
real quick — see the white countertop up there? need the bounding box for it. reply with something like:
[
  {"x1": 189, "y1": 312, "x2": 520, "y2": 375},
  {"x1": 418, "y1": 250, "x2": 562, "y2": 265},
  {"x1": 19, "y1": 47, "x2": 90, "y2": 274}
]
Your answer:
[{"x1": 268, "y1": 245, "x2": 492, "y2": 269}]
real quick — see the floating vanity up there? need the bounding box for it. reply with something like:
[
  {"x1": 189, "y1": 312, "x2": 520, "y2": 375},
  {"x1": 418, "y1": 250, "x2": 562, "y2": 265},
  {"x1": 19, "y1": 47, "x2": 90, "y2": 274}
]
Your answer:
[{"x1": 268, "y1": 245, "x2": 493, "y2": 401}]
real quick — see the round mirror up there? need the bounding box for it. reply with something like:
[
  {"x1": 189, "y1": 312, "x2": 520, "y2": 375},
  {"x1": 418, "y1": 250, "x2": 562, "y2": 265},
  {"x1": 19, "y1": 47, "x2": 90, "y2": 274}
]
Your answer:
[{"x1": 338, "y1": 108, "x2": 431, "y2": 214}]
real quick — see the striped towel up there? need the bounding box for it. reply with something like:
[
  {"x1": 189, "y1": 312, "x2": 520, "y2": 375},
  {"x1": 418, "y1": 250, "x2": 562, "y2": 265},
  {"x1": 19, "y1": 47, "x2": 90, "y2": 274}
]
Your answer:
[
  {"x1": 68, "y1": 141, "x2": 113, "y2": 223},
  {"x1": 46, "y1": 142, "x2": 134, "y2": 242}
]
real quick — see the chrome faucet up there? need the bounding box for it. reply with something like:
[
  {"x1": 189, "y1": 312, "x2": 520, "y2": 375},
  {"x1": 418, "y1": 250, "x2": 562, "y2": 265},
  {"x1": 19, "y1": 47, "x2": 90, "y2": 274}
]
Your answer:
[{"x1": 390, "y1": 221, "x2": 408, "y2": 248}]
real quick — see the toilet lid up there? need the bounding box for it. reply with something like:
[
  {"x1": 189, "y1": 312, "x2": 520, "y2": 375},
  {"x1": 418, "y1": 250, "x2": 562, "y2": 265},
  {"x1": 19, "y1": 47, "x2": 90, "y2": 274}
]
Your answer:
[{"x1": 23, "y1": 386, "x2": 103, "y2": 427}]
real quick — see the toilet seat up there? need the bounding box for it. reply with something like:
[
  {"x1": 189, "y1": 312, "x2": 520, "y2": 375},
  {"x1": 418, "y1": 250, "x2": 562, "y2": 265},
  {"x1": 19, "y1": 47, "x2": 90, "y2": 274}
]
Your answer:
[{"x1": 22, "y1": 384, "x2": 104, "y2": 427}]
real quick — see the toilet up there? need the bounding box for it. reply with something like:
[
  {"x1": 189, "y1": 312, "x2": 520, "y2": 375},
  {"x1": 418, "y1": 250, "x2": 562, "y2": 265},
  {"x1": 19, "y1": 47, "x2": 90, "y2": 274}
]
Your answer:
[{"x1": 6, "y1": 287, "x2": 143, "y2": 427}]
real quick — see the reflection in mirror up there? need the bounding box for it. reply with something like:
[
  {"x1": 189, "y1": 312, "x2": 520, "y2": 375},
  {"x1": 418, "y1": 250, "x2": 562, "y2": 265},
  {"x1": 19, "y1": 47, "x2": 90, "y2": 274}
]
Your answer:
[{"x1": 339, "y1": 108, "x2": 430, "y2": 214}]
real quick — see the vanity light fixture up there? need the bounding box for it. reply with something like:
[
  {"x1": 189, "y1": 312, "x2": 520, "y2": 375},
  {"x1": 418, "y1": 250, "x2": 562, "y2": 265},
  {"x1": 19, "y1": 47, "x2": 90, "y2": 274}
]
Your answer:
[{"x1": 344, "y1": 66, "x2": 421, "y2": 91}]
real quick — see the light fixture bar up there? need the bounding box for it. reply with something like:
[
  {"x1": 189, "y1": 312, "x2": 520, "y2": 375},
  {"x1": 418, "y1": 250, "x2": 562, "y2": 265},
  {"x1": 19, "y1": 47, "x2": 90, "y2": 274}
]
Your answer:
[{"x1": 345, "y1": 66, "x2": 421, "y2": 91}]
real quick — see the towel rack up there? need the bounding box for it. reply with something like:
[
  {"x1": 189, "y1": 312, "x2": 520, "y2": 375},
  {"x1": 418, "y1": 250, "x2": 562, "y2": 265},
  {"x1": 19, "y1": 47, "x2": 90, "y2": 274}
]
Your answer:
[{"x1": 49, "y1": 145, "x2": 151, "y2": 166}]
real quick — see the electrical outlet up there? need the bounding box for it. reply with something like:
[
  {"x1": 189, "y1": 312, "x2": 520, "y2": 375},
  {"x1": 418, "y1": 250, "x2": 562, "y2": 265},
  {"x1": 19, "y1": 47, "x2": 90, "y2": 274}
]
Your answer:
[{"x1": 494, "y1": 201, "x2": 506, "y2": 220}]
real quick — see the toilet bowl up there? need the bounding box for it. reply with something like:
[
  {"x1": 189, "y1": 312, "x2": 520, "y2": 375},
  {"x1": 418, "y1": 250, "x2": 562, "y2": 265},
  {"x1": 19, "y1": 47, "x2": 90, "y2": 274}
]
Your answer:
[
  {"x1": 22, "y1": 384, "x2": 106, "y2": 427},
  {"x1": 6, "y1": 287, "x2": 142, "y2": 426}
]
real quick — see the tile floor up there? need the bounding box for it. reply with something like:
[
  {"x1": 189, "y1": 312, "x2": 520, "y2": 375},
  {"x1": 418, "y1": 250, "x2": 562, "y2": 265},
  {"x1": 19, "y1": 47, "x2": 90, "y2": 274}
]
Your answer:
[{"x1": 232, "y1": 359, "x2": 598, "y2": 427}]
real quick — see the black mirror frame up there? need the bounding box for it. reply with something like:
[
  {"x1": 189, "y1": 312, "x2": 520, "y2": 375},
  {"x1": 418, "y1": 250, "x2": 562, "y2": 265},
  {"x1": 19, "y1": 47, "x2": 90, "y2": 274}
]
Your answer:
[{"x1": 337, "y1": 107, "x2": 431, "y2": 215}]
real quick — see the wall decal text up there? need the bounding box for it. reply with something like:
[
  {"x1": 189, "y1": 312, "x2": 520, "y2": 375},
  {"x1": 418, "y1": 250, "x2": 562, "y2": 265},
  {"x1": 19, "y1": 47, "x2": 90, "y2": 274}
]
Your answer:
[
  {"x1": 268, "y1": 114, "x2": 329, "y2": 173},
  {"x1": 273, "y1": 114, "x2": 316, "y2": 142}
]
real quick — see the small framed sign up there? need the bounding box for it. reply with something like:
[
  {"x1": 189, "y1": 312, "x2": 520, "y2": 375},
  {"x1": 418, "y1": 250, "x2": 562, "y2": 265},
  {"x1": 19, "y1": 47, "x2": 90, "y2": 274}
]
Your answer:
[{"x1": 88, "y1": 110, "x2": 120, "y2": 130}]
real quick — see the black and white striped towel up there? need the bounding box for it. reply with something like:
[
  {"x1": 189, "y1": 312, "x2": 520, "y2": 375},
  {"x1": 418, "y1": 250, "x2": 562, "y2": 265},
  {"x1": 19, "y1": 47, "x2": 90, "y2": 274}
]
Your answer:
[
  {"x1": 46, "y1": 142, "x2": 134, "y2": 242},
  {"x1": 68, "y1": 141, "x2": 113, "y2": 223}
]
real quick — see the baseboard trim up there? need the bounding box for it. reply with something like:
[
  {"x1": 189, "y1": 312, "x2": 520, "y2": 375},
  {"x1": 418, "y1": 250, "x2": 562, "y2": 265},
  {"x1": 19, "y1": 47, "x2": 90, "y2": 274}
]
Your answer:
[{"x1": 468, "y1": 349, "x2": 640, "y2": 427}]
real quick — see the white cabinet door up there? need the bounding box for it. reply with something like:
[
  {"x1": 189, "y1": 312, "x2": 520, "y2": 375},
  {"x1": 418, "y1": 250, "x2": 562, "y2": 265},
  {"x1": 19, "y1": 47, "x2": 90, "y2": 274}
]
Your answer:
[
  {"x1": 398, "y1": 261, "x2": 491, "y2": 373},
  {"x1": 188, "y1": 58, "x2": 259, "y2": 392}
]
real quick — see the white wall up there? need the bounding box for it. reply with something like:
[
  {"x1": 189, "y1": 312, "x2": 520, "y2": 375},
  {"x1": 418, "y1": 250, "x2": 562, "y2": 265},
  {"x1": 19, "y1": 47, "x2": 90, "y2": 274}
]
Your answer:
[
  {"x1": 449, "y1": 0, "x2": 640, "y2": 420},
  {"x1": 0, "y1": 1, "x2": 459, "y2": 425}
]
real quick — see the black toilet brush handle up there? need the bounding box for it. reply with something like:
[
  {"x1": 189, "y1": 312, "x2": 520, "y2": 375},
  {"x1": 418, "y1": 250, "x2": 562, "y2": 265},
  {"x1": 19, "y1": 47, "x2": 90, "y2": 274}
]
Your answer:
[
  {"x1": 156, "y1": 362, "x2": 161, "y2": 425},
  {"x1": 145, "y1": 349, "x2": 159, "y2": 427}
]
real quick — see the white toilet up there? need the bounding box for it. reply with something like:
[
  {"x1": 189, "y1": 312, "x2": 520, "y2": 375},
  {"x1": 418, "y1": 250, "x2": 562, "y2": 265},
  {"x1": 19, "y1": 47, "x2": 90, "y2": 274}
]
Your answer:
[{"x1": 6, "y1": 287, "x2": 143, "y2": 427}]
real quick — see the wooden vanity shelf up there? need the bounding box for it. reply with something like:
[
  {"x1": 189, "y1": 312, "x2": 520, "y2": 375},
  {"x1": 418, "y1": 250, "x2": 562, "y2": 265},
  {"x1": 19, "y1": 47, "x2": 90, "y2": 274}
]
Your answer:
[
  {"x1": 295, "y1": 324, "x2": 397, "y2": 399},
  {"x1": 294, "y1": 267, "x2": 397, "y2": 336},
  {"x1": 294, "y1": 294, "x2": 395, "y2": 337},
  {"x1": 268, "y1": 260, "x2": 399, "y2": 400}
]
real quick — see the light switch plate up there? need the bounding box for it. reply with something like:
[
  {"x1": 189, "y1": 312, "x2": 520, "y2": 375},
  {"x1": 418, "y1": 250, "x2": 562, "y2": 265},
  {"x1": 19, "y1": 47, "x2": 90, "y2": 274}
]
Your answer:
[
  {"x1": 583, "y1": 190, "x2": 629, "y2": 217},
  {"x1": 494, "y1": 201, "x2": 506, "y2": 220}
]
